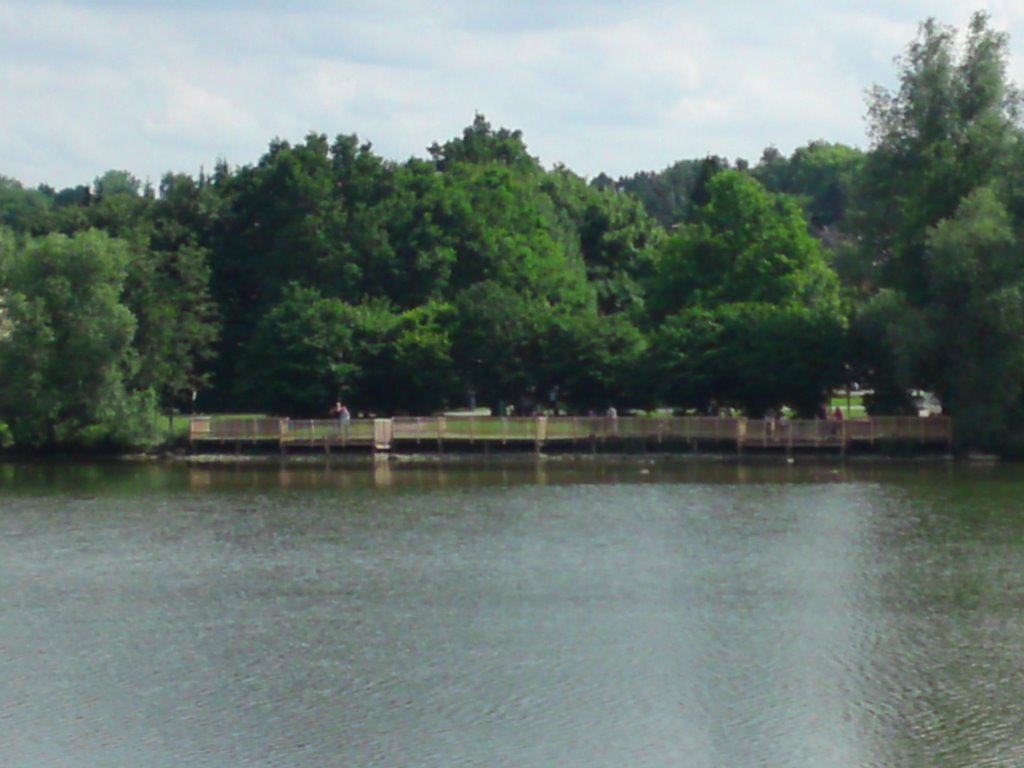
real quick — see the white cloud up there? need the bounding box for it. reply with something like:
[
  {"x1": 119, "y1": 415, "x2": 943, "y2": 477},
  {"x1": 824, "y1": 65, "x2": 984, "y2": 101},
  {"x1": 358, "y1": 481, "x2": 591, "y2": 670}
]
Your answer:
[
  {"x1": 139, "y1": 76, "x2": 262, "y2": 145},
  {"x1": 3, "y1": 0, "x2": 1024, "y2": 188}
]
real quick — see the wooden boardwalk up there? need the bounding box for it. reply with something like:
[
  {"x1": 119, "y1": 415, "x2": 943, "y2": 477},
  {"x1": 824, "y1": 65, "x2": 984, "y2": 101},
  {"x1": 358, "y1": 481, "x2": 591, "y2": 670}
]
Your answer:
[{"x1": 189, "y1": 415, "x2": 953, "y2": 454}]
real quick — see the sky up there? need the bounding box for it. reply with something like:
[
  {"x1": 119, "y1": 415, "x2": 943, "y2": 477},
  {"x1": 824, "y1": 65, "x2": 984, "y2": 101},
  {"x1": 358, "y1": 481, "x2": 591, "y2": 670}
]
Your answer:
[{"x1": 4, "y1": 0, "x2": 1024, "y2": 190}]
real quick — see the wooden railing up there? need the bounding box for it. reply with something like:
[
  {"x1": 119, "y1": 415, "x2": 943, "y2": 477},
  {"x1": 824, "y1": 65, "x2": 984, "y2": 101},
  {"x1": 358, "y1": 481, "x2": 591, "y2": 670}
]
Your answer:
[
  {"x1": 189, "y1": 417, "x2": 388, "y2": 449},
  {"x1": 190, "y1": 415, "x2": 952, "y2": 452}
]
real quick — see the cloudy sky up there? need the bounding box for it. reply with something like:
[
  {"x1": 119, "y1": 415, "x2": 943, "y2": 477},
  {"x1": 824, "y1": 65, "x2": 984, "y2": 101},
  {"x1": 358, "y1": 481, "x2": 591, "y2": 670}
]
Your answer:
[{"x1": 4, "y1": 0, "x2": 1024, "y2": 190}]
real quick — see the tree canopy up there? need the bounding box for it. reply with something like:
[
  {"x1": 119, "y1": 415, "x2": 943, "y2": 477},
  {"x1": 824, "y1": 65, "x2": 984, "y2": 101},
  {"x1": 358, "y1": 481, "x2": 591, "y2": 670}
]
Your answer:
[
  {"x1": 849, "y1": 11, "x2": 1024, "y2": 450},
  {"x1": 647, "y1": 170, "x2": 840, "y2": 319},
  {"x1": 0, "y1": 230, "x2": 156, "y2": 448}
]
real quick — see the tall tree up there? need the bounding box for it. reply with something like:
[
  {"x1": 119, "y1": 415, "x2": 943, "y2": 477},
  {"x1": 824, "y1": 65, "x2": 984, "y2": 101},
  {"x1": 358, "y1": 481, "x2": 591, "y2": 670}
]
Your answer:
[
  {"x1": 645, "y1": 170, "x2": 844, "y2": 415},
  {"x1": 906, "y1": 188, "x2": 1024, "y2": 448},
  {"x1": 207, "y1": 134, "x2": 349, "y2": 405},
  {"x1": 234, "y1": 284, "x2": 358, "y2": 417},
  {"x1": 389, "y1": 302, "x2": 459, "y2": 414},
  {"x1": 647, "y1": 170, "x2": 840, "y2": 321},
  {"x1": 541, "y1": 311, "x2": 647, "y2": 412},
  {"x1": 124, "y1": 243, "x2": 219, "y2": 413},
  {"x1": 856, "y1": 11, "x2": 1023, "y2": 299},
  {"x1": 0, "y1": 229, "x2": 156, "y2": 447},
  {"x1": 450, "y1": 281, "x2": 553, "y2": 411},
  {"x1": 649, "y1": 303, "x2": 846, "y2": 417},
  {"x1": 428, "y1": 113, "x2": 539, "y2": 172},
  {"x1": 543, "y1": 167, "x2": 661, "y2": 314},
  {"x1": 853, "y1": 12, "x2": 1024, "y2": 451}
]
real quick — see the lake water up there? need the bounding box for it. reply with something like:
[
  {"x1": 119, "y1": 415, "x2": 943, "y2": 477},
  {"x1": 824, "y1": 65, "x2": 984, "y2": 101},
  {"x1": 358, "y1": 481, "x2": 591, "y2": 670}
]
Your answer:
[{"x1": 1, "y1": 458, "x2": 1023, "y2": 767}]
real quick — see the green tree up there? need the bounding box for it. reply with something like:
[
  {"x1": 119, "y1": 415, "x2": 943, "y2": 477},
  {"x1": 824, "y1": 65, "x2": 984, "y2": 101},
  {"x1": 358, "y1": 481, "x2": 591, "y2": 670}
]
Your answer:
[
  {"x1": 919, "y1": 189, "x2": 1024, "y2": 448},
  {"x1": 390, "y1": 302, "x2": 459, "y2": 414},
  {"x1": 94, "y1": 170, "x2": 143, "y2": 198},
  {"x1": 235, "y1": 284, "x2": 358, "y2": 417},
  {"x1": 754, "y1": 142, "x2": 864, "y2": 231},
  {"x1": 124, "y1": 243, "x2": 219, "y2": 413},
  {"x1": 853, "y1": 13, "x2": 1024, "y2": 451},
  {"x1": 856, "y1": 11, "x2": 1023, "y2": 299},
  {"x1": 543, "y1": 167, "x2": 661, "y2": 314},
  {"x1": 339, "y1": 299, "x2": 401, "y2": 412},
  {"x1": 428, "y1": 113, "x2": 539, "y2": 171},
  {"x1": 151, "y1": 172, "x2": 221, "y2": 253},
  {"x1": 644, "y1": 169, "x2": 845, "y2": 415},
  {"x1": 609, "y1": 159, "x2": 703, "y2": 227},
  {"x1": 0, "y1": 229, "x2": 157, "y2": 448},
  {"x1": 451, "y1": 281, "x2": 552, "y2": 411},
  {"x1": 438, "y1": 162, "x2": 593, "y2": 309},
  {"x1": 0, "y1": 176, "x2": 51, "y2": 232},
  {"x1": 647, "y1": 170, "x2": 840, "y2": 321},
  {"x1": 649, "y1": 303, "x2": 846, "y2": 417},
  {"x1": 541, "y1": 311, "x2": 647, "y2": 412},
  {"x1": 847, "y1": 291, "x2": 920, "y2": 416},
  {"x1": 384, "y1": 159, "x2": 463, "y2": 306},
  {"x1": 207, "y1": 134, "x2": 364, "y2": 405},
  {"x1": 85, "y1": 170, "x2": 153, "y2": 239}
]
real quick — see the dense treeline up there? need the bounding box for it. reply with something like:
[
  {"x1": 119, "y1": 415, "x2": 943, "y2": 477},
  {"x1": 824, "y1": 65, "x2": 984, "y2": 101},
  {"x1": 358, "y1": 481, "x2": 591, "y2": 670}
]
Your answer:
[{"x1": 2, "y1": 12, "x2": 1023, "y2": 453}]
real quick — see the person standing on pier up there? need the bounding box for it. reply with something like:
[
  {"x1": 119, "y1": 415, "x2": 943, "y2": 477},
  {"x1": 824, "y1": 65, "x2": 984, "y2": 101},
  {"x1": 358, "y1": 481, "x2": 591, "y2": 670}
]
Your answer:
[
  {"x1": 831, "y1": 405, "x2": 843, "y2": 436},
  {"x1": 332, "y1": 401, "x2": 351, "y2": 438},
  {"x1": 606, "y1": 405, "x2": 618, "y2": 436}
]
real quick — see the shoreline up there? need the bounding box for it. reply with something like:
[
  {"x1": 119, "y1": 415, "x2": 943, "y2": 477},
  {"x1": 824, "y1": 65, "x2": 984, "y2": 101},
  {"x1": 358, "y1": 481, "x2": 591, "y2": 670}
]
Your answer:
[{"x1": 3, "y1": 449, "x2": 961, "y2": 468}]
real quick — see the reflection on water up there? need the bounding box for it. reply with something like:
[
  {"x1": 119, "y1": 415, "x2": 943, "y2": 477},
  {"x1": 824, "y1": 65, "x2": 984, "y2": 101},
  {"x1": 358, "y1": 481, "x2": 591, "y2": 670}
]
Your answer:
[
  {"x1": 0, "y1": 455, "x2": 963, "y2": 494},
  {"x1": 1, "y1": 458, "x2": 1022, "y2": 767}
]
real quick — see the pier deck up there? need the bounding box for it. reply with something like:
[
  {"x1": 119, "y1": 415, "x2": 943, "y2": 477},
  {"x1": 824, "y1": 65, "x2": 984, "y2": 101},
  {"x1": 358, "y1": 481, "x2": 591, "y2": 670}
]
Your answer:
[{"x1": 189, "y1": 415, "x2": 953, "y2": 454}]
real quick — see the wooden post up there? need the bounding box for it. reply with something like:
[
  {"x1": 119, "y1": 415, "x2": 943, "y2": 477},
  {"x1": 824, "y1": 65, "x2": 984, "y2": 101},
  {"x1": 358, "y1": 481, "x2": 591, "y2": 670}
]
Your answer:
[{"x1": 373, "y1": 418, "x2": 392, "y2": 452}]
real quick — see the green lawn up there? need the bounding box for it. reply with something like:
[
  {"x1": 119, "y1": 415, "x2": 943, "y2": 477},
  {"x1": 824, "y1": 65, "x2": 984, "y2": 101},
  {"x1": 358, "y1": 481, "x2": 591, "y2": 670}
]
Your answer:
[{"x1": 830, "y1": 392, "x2": 866, "y2": 418}]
